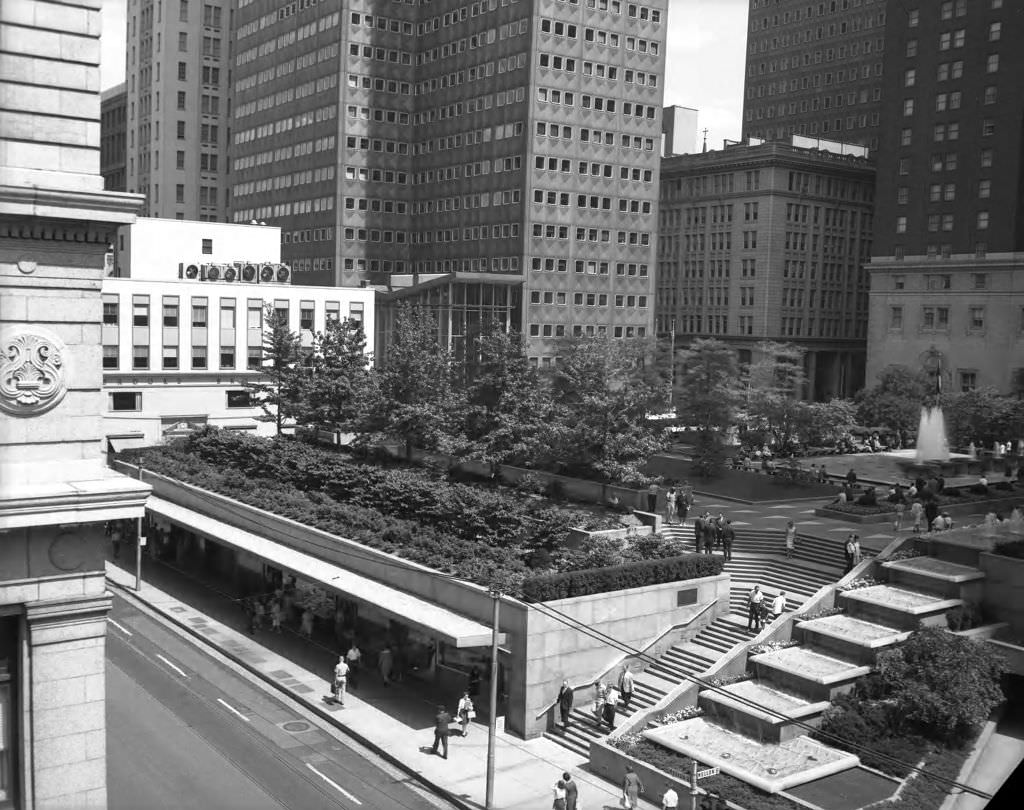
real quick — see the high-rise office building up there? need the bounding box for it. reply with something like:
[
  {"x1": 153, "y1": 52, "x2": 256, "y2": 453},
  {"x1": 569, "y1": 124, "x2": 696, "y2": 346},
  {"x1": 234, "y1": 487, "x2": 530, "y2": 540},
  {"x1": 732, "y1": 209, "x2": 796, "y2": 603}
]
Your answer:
[
  {"x1": 741, "y1": 0, "x2": 887, "y2": 151},
  {"x1": 125, "y1": 0, "x2": 231, "y2": 220},
  {"x1": 658, "y1": 139, "x2": 875, "y2": 399},
  {"x1": 872, "y1": 0, "x2": 1024, "y2": 258},
  {"x1": 229, "y1": 0, "x2": 667, "y2": 361},
  {"x1": 101, "y1": 84, "x2": 128, "y2": 192},
  {"x1": 865, "y1": 0, "x2": 1024, "y2": 393}
]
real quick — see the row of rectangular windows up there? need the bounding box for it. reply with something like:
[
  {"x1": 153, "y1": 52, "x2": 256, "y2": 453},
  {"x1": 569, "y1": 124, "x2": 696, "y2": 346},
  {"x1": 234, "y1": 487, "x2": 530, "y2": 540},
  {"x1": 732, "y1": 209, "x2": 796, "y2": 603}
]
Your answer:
[
  {"x1": 530, "y1": 291, "x2": 649, "y2": 307},
  {"x1": 232, "y1": 137, "x2": 335, "y2": 173},
  {"x1": 233, "y1": 195, "x2": 334, "y2": 222},
  {"x1": 531, "y1": 190, "x2": 653, "y2": 215},
  {"x1": 233, "y1": 166, "x2": 335, "y2": 199},
  {"x1": 535, "y1": 121, "x2": 657, "y2": 152},
  {"x1": 530, "y1": 224, "x2": 652, "y2": 246},
  {"x1": 528, "y1": 324, "x2": 649, "y2": 340},
  {"x1": 531, "y1": 259, "x2": 649, "y2": 276}
]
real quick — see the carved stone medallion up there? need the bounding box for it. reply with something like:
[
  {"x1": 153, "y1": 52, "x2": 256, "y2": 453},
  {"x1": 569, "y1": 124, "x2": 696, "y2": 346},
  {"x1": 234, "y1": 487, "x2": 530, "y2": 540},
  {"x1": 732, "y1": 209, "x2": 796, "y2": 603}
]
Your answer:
[{"x1": 0, "y1": 327, "x2": 71, "y2": 416}]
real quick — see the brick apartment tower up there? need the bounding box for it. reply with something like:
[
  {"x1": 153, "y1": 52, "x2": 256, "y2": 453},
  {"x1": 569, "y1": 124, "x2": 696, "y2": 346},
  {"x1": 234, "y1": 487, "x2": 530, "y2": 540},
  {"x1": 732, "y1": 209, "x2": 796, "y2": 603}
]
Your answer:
[
  {"x1": 227, "y1": 0, "x2": 667, "y2": 361},
  {"x1": 0, "y1": 1, "x2": 151, "y2": 807},
  {"x1": 865, "y1": 0, "x2": 1024, "y2": 393},
  {"x1": 741, "y1": 0, "x2": 888, "y2": 151}
]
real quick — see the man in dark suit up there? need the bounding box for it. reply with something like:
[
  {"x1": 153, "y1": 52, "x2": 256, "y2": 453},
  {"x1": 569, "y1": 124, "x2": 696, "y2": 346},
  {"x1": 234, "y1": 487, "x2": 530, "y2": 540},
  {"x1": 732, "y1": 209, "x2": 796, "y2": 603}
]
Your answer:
[
  {"x1": 431, "y1": 705, "x2": 451, "y2": 759},
  {"x1": 557, "y1": 680, "x2": 574, "y2": 728}
]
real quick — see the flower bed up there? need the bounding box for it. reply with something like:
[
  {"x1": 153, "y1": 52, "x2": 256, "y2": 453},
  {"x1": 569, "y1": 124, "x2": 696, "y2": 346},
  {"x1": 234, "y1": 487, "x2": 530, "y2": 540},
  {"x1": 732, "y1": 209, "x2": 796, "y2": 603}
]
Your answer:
[
  {"x1": 748, "y1": 639, "x2": 800, "y2": 656},
  {"x1": 659, "y1": 705, "x2": 704, "y2": 724},
  {"x1": 838, "y1": 576, "x2": 880, "y2": 592}
]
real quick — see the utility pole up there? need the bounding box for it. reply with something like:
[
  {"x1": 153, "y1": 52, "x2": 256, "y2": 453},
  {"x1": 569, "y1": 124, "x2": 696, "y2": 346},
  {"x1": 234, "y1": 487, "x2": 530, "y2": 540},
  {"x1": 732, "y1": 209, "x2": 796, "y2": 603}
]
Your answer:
[
  {"x1": 136, "y1": 463, "x2": 145, "y2": 591},
  {"x1": 669, "y1": 316, "x2": 677, "y2": 411},
  {"x1": 485, "y1": 589, "x2": 501, "y2": 809}
]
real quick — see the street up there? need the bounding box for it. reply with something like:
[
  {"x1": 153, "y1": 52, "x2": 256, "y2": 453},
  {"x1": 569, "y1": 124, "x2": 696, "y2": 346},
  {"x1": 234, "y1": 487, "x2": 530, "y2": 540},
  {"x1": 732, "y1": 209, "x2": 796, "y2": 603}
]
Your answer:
[{"x1": 106, "y1": 592, "x2": 449, "y2": 810}]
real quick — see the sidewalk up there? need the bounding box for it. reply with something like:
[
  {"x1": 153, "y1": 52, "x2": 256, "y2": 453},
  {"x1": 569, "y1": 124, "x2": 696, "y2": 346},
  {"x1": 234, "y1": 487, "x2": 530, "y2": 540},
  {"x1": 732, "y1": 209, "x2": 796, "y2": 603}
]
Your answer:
[{"x1": 105, "y1": 559, "x2": 659, "y2": 810}]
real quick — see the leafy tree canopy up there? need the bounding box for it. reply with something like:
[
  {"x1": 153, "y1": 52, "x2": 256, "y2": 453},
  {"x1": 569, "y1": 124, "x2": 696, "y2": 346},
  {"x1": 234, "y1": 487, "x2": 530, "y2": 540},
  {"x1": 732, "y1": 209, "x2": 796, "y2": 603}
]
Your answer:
[
  {"x1": 674, "y1": 338, "x2": 741, "y2": 434},
  {"x1": 245, "y1": 304, "x2": 302, "y2": 435},
  {"x1": 294, "y1": 317, "x2": 373, "y2": 433}
]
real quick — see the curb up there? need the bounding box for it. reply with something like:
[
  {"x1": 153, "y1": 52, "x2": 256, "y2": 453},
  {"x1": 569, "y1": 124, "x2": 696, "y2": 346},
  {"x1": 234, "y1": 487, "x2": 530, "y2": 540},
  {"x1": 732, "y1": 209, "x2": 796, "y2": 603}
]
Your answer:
[{"x1": 106, "y1": 576, "x2": 477, "y2": 810}]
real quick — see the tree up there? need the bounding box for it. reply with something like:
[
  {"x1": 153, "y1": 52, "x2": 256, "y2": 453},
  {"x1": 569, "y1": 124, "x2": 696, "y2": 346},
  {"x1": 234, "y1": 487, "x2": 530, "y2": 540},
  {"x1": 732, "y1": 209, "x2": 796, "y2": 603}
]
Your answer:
[
  {"x1": 855, "y1": 365, "x2": 931, "y2": 436},
  {"x1": 876, "y1": 626, "x2": 1006, "y2": 745},
  {"x1": 674, "y1": 339, "x2": 741, "y2": 433},
  {"x1": 744, "y1": 342, "x2": 809, "y2": 451},
  {"x1": 547, "y1": 336, "x2": 668, "y2": 483},
  {"x1": 941, "y1": 388, "x2": 1020, "y2": 448},
  {"x1": 295, "y1": 317, "x2": 373, "y2": 433},
  {"x1": 674, "y1": 339, "x2": 741, "y2": 478},
  {"x1": 798, "y1": 399, "x2": 858, "y2": 447},
  {"x1": 369, "y1": 303, "x2": 463, "y2": 458},
  {"x1": 459, "y1": 325, "x2": 558, "y2": 467},
  {"x1": 245, "y1": 304, "x2": 301, "y2": 435}
]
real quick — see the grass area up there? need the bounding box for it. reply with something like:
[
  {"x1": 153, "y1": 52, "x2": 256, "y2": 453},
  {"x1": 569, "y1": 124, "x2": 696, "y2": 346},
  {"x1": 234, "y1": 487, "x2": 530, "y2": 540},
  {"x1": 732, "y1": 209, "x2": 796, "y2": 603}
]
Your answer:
[{"x1": 646, "y1": 455, "x2": 839, "y2": 503}]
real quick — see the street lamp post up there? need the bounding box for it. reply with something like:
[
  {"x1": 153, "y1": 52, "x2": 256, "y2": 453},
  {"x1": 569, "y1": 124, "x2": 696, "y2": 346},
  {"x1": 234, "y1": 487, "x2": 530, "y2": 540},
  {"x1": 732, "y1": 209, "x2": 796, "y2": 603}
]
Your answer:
[
  {"x1": 136, "y1": 463, "x2": 145, "y2": 591},
  {"x1": 485, "y1": 588, "x2": 501, "y2": 809}
]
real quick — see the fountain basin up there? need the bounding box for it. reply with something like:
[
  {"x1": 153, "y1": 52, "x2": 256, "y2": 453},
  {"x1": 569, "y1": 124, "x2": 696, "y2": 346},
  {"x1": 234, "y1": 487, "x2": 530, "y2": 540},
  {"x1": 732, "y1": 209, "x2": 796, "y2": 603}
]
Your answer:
[
  {"x1": 839, "y1": 584, "x2": 962, "y2": 630},
  {"x1": 698, "y1": 680, "x2": 831, "y2": 742},
  {"x1": 750, "y1": 646, "x2": 870, "y2": 701},
  {"x1": 796, "y1": 614, "x2": 910, "y2": 664},
  {"x1": 644, "y1": 717, "x2": 859, "y2": 793},
  {"x1": 882, "y1": 556, "x2": 985, "y2": 600}
]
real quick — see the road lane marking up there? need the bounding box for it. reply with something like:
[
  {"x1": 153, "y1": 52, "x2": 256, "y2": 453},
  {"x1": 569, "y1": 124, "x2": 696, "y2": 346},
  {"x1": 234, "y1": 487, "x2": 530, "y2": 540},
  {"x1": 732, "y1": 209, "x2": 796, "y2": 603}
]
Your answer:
[
  {"x1": 156, "y1": 654, "x2": 189, "y2": 678},
  {"x1": 216, "y1": 697, "x2": 251, "y2": 722},
  {"x1": 305, "y1": 763, "x2": 362, "y2": 805},
  {"x1": 107, "y1": 618, "x2": 133, "y2": 636}
]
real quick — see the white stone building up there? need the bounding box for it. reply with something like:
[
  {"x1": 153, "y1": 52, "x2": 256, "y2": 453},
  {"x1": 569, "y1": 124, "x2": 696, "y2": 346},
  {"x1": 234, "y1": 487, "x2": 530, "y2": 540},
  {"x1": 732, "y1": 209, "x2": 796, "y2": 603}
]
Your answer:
[{"x1": 103, "y1": 219, "x2": 375, "y2": 448}]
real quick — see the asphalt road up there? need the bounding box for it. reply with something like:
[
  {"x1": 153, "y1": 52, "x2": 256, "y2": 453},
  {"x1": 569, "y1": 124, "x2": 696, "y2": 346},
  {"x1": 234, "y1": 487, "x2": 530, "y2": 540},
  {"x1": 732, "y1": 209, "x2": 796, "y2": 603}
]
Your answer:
[{"x1": 106, "y1": 592, "x2": 448, "y2": 810}]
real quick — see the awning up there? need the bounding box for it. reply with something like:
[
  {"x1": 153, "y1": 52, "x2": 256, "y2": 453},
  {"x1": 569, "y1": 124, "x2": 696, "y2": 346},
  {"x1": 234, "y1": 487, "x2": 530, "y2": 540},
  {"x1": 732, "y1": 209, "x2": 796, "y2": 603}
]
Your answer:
[{"x1": 146, "y1": 496, "x2": 504, "y2": 648}]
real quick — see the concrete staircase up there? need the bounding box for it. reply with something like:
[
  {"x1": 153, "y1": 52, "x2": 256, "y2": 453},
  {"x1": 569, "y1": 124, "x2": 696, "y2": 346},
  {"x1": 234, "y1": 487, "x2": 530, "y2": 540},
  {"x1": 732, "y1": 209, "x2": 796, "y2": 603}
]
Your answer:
[
  {"x1": 657, "y1": 552, "x2": 989, "y2": 792},
  {"x1": 542, "y1": 527, "x2": 854, "y2": 757}
]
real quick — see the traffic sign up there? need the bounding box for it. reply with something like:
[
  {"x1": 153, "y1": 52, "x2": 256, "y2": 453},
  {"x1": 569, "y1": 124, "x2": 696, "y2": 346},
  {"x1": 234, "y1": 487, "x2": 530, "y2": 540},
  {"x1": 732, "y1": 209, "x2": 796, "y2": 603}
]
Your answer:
[{"x1": 695, "y1": 767, "x2": 720, "y2": 780}]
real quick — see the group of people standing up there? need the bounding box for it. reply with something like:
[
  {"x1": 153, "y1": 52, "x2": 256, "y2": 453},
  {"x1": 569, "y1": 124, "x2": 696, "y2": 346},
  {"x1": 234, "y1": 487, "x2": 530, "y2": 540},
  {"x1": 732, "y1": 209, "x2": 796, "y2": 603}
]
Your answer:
[
  {"x1": 554, "y1": 665, "x2": 636, "y2": 732},
  {"x1": 690, "y1": 512, "x2": 737, "y2": 560},
  {"x1": 746, "y1": 585, "x2": 788, "y2": 632},
  {"x1": 842, "y1": 534, "x2": 864, "y2": 573}
]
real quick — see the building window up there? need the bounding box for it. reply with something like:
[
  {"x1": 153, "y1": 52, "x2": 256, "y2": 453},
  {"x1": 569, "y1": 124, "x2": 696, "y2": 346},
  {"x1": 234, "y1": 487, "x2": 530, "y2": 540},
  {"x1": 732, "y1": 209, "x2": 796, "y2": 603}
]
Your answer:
[
  {"x1": 176, "y1": 91, "x2": 186, "y2": 110},
  {"x1": 922, "y1": 306, "x2": 950, "y2": 330},
  {"x1": 890, "y1": 307, "x2": 903, "y2": 330},
  {"x1": 177, "y1": 61, "x2": 187, "y2": 80},
  {"x1": 176, "y1": 150, "x2": 185, "y2": 169},
  {"x1": 202, "y1": 238, "x2": 213, "y2": 254},
  {"x1": 902, "y1": 98, "x2": 914, "y2": 116},
  {"x1": 969, "y1": 306, "x2": 986, "y2": 332},
  {"x1": 959, "y1": 371, "x2": 977, "y2": 392},
  {"x1": 908, "y1": 9, "x2": 919, "y2": 27},
  {"x1": 103, "y1": 345, "x2": 119, "y2": 369},
  {"x1": 973, "y1": 274, "x2": 988, "y2": 290},
  {"x1": 977, "y1": 211, "x2": 990, "y2": 230},
  {"x1": 989, "y1": 22, "x2": 1002, "y2": 41},
  {"x1": 162, "y1": 345, "x2": 179, "y2": 369},
  {"x1": 982, "y1": 119, "x2": 995, "y2": 136},
  {"x1": 133, "y1": 300, "x2": 149, "y2": 326},
  {"x1": 162, "y1": 300, "x2": 179, "y2": 327},
  {"x1": 192, "y1": 345, "x2": 208, "y2": 369},
  {"x1": 981, "y1": 149, "x2": 993, "y2": 168},
  {"x1": 900, "y1": 128, "x2": 912, "y2": 146},
  {"x1": 987, "y1": 54, "x2": 999, "y2": 73},
  {"x1": 349, "y1": 302, "x2": 364, "y2": 324},
  {"x1": 894, "y1": 276, "x2": 905, "y2": 290},
  {"x1": 978, "y1": 180, "x2": 991, "y2": 199},
  {"x1": 178, "y1": 32, "x2": 188, "y2": 51},
  {"x1": 984, "y1": 86, "x2": 997, "y2": 105},
  {"x1": 300, "y1": 307, "x2": 314, "y2": 330},
  {"x1": 103, "y1": 301, "x2": 118, "y2": 325},
  {"x1": 247, "y1": 347, "x2": 262, "y2": 369},
  {"x1": 897, "y1": 187, "x2": 909, "y2": 204},
  {"x1": 220, "y1": 347, "x2": 235, "y2": 369},
  {"x1": 110, "y1": 392, "x2": 142, "y2": 411},
  {"x1": 226, "y1": 390, "x2": 252, "y2": 409},
  {"x1": 176, "y1": 120, "x2": 186, "y2": 139},
  {"x1": 903, "y1": 69, "x2": 916, "y2": 87},
  {"x1": 132, "y1": 345, "x2": 149, "y2": 369},
  {"x1": 895, "y1": 216, "x2": 907, "y2": 233},
  {"x1": 192, "y1": 302, "x2": 207, "y2": 326}
]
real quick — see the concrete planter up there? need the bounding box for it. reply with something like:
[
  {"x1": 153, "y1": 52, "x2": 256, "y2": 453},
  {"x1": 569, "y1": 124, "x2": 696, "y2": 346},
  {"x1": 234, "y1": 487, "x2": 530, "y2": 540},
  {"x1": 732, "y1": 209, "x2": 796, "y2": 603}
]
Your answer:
[{"x1": 817, "y1": 493, "x2": 1023, "y2": 525}]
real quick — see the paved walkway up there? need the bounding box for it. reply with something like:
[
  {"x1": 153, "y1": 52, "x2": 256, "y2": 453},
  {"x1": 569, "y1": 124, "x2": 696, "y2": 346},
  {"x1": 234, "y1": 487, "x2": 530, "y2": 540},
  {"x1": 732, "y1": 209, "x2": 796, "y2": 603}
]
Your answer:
[{"x1": 106, "y1": 559, "x2": 660, "y2": 810}]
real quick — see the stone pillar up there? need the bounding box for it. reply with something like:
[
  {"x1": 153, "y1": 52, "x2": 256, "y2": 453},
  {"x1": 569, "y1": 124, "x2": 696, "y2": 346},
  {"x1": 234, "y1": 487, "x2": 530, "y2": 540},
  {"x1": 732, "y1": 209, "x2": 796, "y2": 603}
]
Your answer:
[{"x1": 23, "y1": 595, "x2": 111, "y2": 810}]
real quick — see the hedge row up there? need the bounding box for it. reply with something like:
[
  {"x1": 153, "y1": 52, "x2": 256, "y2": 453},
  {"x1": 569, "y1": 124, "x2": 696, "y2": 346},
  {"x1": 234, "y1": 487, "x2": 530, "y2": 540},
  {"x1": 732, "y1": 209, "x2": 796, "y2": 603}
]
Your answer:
[{"x1": 521, "y1": 554, "x2": 723, "y2": 602}]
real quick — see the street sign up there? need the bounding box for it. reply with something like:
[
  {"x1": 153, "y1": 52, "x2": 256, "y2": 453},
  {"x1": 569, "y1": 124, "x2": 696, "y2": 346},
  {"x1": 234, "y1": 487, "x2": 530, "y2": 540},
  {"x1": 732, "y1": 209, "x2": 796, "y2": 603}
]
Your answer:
[{"x1": 695, "y1": 767, "x2": 720, "y2": 780}]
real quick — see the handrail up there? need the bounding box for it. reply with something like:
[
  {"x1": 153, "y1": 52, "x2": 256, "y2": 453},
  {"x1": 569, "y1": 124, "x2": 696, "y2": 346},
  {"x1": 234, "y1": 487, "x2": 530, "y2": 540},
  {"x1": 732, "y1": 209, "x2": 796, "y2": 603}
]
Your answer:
[{"x1": 533, "y1": 600, "x2": 720, "y2": 722}]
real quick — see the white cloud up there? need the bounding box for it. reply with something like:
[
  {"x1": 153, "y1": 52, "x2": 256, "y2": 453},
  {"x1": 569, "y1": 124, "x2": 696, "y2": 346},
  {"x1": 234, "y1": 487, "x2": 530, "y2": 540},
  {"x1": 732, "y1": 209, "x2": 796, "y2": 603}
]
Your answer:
[{"x1": 100, "y1": 1, "x2": 127, "y2": 92}]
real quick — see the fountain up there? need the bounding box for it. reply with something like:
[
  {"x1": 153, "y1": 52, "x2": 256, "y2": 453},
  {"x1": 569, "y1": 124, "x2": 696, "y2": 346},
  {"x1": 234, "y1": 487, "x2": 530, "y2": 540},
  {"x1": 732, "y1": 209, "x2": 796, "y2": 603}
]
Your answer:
[{"x1": 915, "y1": 406, "x2": 950, "y2": 464}]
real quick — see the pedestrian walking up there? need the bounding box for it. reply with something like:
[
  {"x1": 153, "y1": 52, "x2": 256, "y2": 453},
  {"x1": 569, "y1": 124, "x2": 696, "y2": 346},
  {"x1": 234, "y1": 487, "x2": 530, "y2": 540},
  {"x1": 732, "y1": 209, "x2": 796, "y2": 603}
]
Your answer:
[
  {"x1": 843, "y1": 534, "x2": 856, "y2": 573},
  {"x1": 270, "y1": 599, "x2": 283, "y2": 633},
  {"x1": 552, "y1": 780, "x2": 567, "y2": 810},
  {"x1": 557, "y1": 680, "x2": 574, "y2": 728},
  {"x1": 602, "y1": 685, "x2": 619, "y2": 729},
  {"x1": 846, "y1": 468, "x2": 858, "y2": 489},
  {"x1": 430, "y1": 705, "x2": 451, "y2": 759},
  {"x1": 592, "y1": 682, "x2": 606, "y2": 724},
  {"x1": 646, "y1": 482, "x2": 659, "y2": 512},
  {"x1": 784, "y1": 520, "x2": 797, "y2": 559},
  {"x1": 562, "y1": 772, "x2": 578, "y2": 810},
  {"x1": 702, "y1": 512, "x2": 716, "y2": 554},
  {"x1": 378, "y1": 644, "x2": 394, "y2": 686},
  {"x1": 110, "y1": 522, "x2": 123, "y2": 560},
  {"x1": 618, "y1": 666, "x2": 635, "y2": 710},
  {"x1": 769, "y1": 591, "x2": 787, "y2": 622},
  {"x1": 692, "y1": 513, "x2": 705, "y2": 553},
  {"x1": 332, "y1": 655, "x2": 350, "y2": 706},
  {"x1": 894, "y1": 500, "x2": 905, "y2": 532},
  {"x1": 456, "y1": 691, "x2": 475, "y2": 737},
  {"x1": 622, "y1": 766, "x2": 644, "y2": 809},
  {"x1": 924, "y1": 500, "x2": 939, "y2": 532},
  {"x1": 245, "y1": 597, "x2": 258, "y2": 636},
  {"x1": 662, "y1": 785, "x2": 680, "y2": 809},
  {"x1": 851, "y1": 534, "x2": 862, "y2": 566},
  {"x1": 468, "y1": 666, "x2": 481, "y2": 698},
  {"x1": 345, "y1": 642, "x2": 362, "y2": 688},
  {"x1": 299, "y1": 607, "x2": 314, "y2": 638},
  {"x1": 665, "y1": 487, "x2": 678, "y2": 524},
  {"x1": 910, "y1": 500, "x2": 924, "y2": 534},
  {"x1": 721, "y1": 519, "x2": 735, "y2": 562},
  {"x1": 252, "y1": 598, "x2": 265, "y2": 632},
  {"x1": 747, "y1": 585, "x2": 764, "y2": 631},
  {"x1": 714, "y1": 513, "x2": 725, "y2": 548}
]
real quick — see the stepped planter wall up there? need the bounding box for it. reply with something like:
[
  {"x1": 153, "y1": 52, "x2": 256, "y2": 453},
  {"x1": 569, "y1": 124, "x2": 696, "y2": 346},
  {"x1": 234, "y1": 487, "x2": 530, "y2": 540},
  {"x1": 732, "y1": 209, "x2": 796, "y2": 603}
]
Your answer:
[
  {"x1": 116, "y1": 462, "x2": 725, "y2": 739},
  {"x1": 978, "y1": 551, "x2": 1024, "y2": 639},
  {"x1": 817, "y1": 493, "x2": 1022, "y2": 525},
  {"x1": 530, "y1": 575, "x2": 730, "y2": 737}
]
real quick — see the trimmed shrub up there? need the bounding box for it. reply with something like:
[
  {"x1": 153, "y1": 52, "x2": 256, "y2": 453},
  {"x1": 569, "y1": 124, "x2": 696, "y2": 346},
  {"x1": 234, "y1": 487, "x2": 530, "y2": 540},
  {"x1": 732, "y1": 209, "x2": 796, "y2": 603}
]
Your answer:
[
  {"x1": 995, "y1": 539, "x2": 1024, "y2": 559},
  {"x1": 520, "y1": 554, "x2": 723, "y2": 602}
]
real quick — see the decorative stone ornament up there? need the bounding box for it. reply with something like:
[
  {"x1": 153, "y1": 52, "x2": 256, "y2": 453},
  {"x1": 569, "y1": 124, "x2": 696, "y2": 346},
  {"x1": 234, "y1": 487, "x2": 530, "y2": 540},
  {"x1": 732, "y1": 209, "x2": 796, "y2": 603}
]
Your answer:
[{"x1": 0, "y1": 327, "x2": 71, "y2": 416}]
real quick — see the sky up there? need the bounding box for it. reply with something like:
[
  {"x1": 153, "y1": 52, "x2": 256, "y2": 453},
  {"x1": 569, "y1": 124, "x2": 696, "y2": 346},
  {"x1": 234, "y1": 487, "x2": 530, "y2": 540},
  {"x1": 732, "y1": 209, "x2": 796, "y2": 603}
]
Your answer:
[{"x1": 99, "y1": 0, "x2": 748, "y2": 146}]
